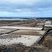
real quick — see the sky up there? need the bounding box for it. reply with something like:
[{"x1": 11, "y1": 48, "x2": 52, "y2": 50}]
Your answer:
[{"x1": 0, "y1": 0, "x2": 52, "y2": 17}]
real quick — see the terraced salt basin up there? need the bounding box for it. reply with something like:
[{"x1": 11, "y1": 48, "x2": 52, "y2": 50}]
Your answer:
[
  {"x1": 0, "y1": 35, "x2": 41, "y2": 46},
  {"x1": 0, "y1": 26, "x2": 42, "y2": 30},
  {"x1": 11, "y1": 30, "x2": 46, "y2": 36},
  {"x1": 0, "y1": 29, "x2": 46, "y2": 46},
  {"x1": 0, "y1": 26, "x2": 46, "y2": 46},
  {"x1": 0, "y1": 28, "x2": 17, "y2": 34}
]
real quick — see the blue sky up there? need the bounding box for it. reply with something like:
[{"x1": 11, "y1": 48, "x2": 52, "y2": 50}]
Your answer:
[{"x1": 0, "y1": 0, "x2": 52, "y2": 17}]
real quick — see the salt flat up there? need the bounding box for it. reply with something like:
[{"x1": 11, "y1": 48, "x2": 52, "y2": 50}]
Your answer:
[
  {"x1": 0, "y1": 35, "x2": 40, "y2": 46},
  {"x1": 0, "y1": 26, "x2": 46, "y2": 47},
  {"x1": 11, "y1": 30, "x2": 46, "y2": 36},
  {"x1": 0, "y1": 26, "x2": 42, "y2": 30}
]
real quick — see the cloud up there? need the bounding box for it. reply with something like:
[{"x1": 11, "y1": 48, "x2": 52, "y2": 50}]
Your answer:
[
  {"x1": 0, "y1": 0, "x2": 39, "y2": 6},
  {"x1": 0, "y1": 0, "x2": 52, "y2": 17},
  {"x1": 0, "y1": 10, "x2": 35, "y2": 17}
]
